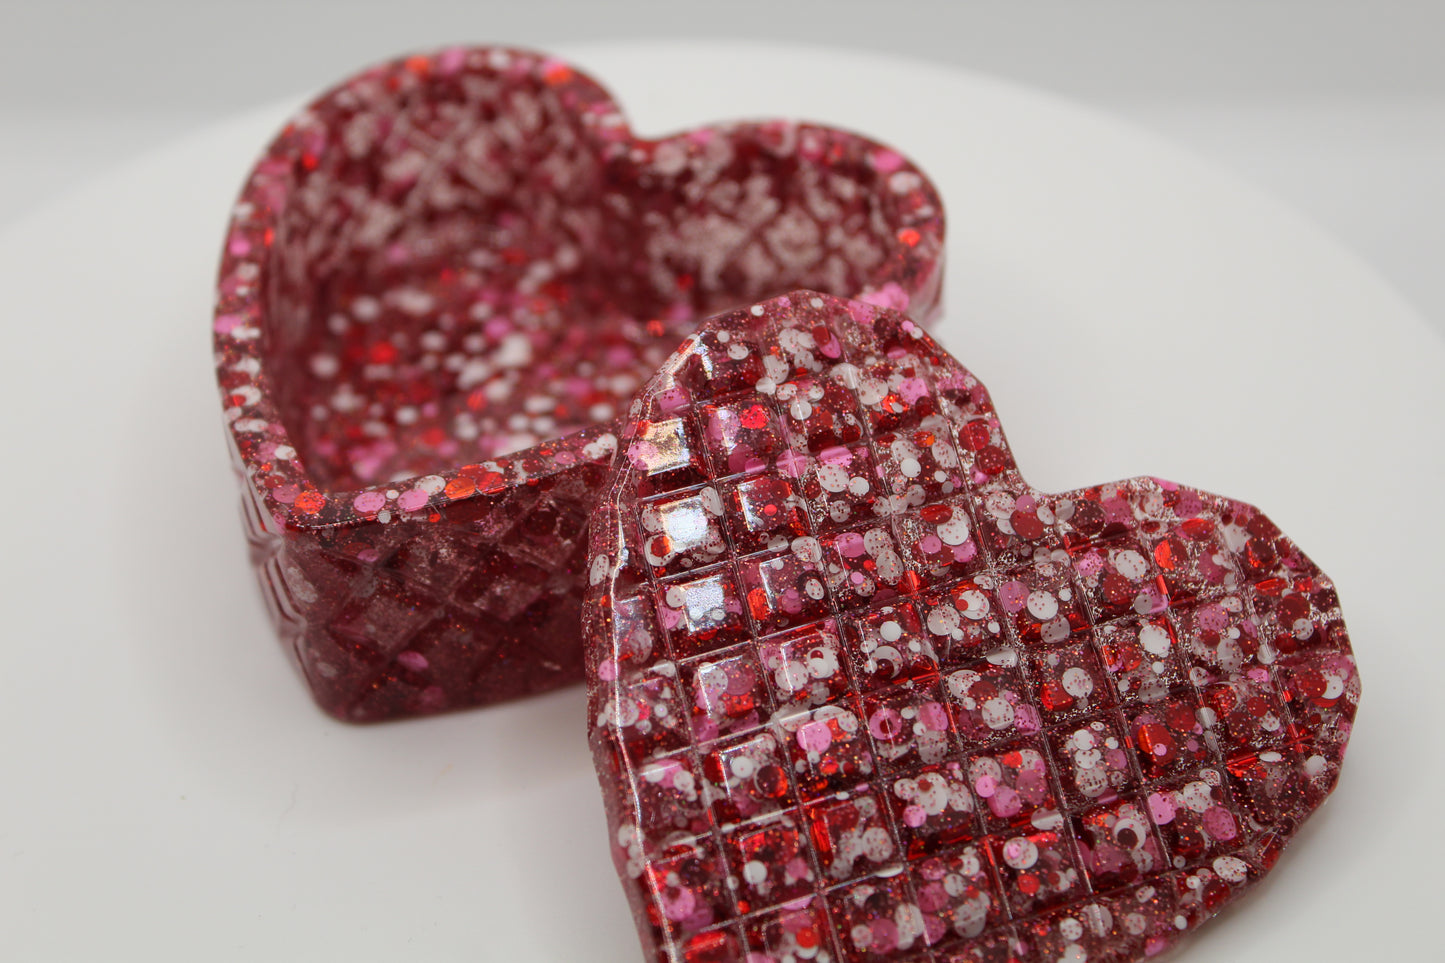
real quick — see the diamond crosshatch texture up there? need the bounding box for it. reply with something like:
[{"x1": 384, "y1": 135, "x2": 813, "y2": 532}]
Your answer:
[
  {"x1": 214, "y1": 47, "x2": 944, "y2": 720},
  {"x1": 583, "y1": 292, "x2": 1357, "y2": 963}
]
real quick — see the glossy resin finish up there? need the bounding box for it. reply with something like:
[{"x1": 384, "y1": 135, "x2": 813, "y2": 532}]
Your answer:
[
  {"x1": 214, "y1": 47, "x2": 944, "y2": 720},
  {"x1": 583, "y1": 292, "x2": 1356, "y2": 963}
]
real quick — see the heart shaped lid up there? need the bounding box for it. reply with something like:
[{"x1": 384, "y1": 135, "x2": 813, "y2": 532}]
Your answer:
[{"x1": 583, "y1": 291, "x2": 1357, "y2": 962}]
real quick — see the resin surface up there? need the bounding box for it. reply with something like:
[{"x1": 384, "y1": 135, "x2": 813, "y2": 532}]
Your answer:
[
  {"x1": 584, "y1": 292, "x2": 1356, "y2": 963},
  {"x1": 215, "y1": 48, "x2": 943, "y2": 720}
]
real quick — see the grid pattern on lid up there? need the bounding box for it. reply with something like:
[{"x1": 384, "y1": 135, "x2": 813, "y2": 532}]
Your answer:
[{"x1": 583, "y1": 291, "x2": 1357, "y2": 963}]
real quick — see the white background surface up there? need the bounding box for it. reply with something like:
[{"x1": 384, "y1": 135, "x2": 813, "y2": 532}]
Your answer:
[
  {"x1": 2, "y1": 1, "x2": 1443, "y2": 336},
  {"x1": 1, "y1": 30, "x2": 1442, "y2": 963}
]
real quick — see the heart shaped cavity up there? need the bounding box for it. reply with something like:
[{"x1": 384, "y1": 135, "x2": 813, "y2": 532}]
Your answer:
[
  {"x1": 583, "y1": 291, "x2": 1357, "y2": 963},
  {"x1": 215, "y1": 47, "x2": 943, "y2": 720}
]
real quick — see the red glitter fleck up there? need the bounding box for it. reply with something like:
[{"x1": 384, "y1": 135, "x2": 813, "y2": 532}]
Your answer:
[
  {"x1": 585, "y1": 291, "x2": 1357, "y2": 963},
  {"x1": 215, "y1": 47, "x2": 945, "y2": 721}
]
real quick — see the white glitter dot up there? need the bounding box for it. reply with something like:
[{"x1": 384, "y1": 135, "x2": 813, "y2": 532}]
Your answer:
[
  {"x1": 1027, "y1": 591, "x2": 1059, "y2": 621},
  {"x1": 1040, "y1": 616, "x2": 1072, "y2": 644},
  {"x1": 1062, "y1": 667, "x2": 1095, "y2": 698},
  {"x1": 982, "y1": 697, "x2": 1015, "y2": 730},
  {"x1": 1139, "y1": 623, "x2": 1172, "y2": 656},
  {"x1": 1114, "y1": 549, "x2": 1149, "y2": 580},
  {"x1": 1001, "y1": 837, "x2": 1038, "y2": 870},
  {"x1": 1213, "y1": 855, "x2": 1249, "y2": 883}
]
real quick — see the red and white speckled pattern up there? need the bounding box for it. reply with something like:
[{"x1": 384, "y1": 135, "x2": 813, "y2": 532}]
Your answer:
[
  {"x1": 583, "y1": 292, "x2": 1356, "y2": 963},
  {"x1": 214, "y1": 47, "x2": 944, "y2": 720}
]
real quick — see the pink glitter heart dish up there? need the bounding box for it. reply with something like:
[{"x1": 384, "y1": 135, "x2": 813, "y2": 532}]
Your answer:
[
  {"x1": 582, "y1": 292, "x2": 1357, "y2": 963},
  {"x1": 214, "y1": 47, "x2": 944, "y2": 721}
]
